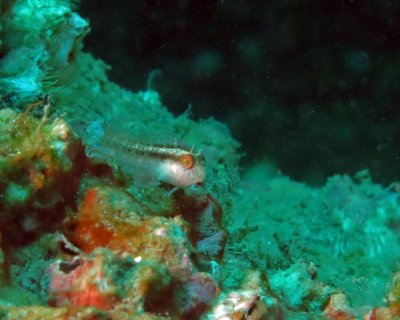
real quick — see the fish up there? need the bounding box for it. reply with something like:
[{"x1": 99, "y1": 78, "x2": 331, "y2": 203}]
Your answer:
[{"x1": 86, "y1": 122, "x2": 206, "y2": 187}]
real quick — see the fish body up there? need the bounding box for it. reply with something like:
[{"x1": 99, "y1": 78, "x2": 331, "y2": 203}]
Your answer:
[{"x1": 94, "y1": 132, "x2": 206, "y2": 187}]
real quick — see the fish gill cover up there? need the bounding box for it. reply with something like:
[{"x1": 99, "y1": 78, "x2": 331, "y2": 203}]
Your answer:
[{"x1": 0, "y1": 1, "x2": 400, "y2": 320}]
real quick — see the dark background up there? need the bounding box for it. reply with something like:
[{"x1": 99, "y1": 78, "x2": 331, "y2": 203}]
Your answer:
[{"x1": 79, "y1": 0, "x2": 400, "y2": 185}]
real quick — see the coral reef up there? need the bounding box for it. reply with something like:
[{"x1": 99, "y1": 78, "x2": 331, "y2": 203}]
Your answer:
[
  {"x1": 0, "y1": 2, "x2": 236, "y2": 319},
  {"x1": 224, "y1": 167, "x2": 400, "y2": 318},
  {"x1": 1, "y1": 0, "x2": 400, "y2": 320}
]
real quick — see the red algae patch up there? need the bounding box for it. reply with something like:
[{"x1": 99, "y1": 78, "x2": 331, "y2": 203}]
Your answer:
[{"x1": 66, "y1": 186, "x2": 195, "y2": 279}]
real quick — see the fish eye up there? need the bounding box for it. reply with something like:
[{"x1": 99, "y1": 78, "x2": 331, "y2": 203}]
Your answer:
[{"x1": 180, "y1": 154, "x2": 194, "y2": 169}]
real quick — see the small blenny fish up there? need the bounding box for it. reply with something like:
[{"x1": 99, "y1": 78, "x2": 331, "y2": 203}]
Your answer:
[{"x1": 90, "y1": 127, "x2": 206, "y2": 187}]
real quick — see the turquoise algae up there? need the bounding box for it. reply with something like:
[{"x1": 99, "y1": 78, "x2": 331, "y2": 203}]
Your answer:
[{"x1": 0, "y1": 1, "x2": 400, "y2": 320}]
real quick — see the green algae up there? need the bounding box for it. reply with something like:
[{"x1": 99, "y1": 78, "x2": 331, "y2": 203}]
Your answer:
[
  {"x1": 0, "y1": 108, "x2": 80, "y2": 218},
  {"x1": 1, "y1": 234, "x2": 57, "y2": 306},
  {"x1": 4, "y1": 183, "x2": 31, "y2": 207},
  {"x1": 224, "y1": 167, "x2": 400, "y2": 317}
]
